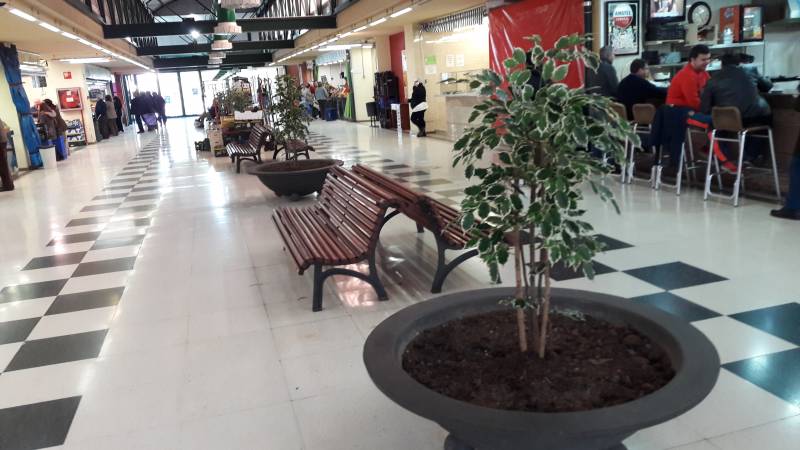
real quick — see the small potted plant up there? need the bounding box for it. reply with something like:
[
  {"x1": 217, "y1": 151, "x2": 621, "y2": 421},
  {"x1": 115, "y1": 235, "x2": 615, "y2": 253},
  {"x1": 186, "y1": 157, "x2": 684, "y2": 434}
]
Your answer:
[
  {"x1": 363, "y1": 34, "x2": 720, "y2": 450},
  {"x1": 249, "y1": 73, "x2": 341, "y2": 198}
]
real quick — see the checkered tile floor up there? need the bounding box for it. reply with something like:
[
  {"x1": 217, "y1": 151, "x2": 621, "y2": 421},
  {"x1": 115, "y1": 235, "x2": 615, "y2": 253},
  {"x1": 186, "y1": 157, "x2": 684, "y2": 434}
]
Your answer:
[
  {"x1": 0, "y1": 133, "x2": 167, "y2": 449},
  {"x1": 0, "y1": 119, "x2": 798, "y2": 449}
]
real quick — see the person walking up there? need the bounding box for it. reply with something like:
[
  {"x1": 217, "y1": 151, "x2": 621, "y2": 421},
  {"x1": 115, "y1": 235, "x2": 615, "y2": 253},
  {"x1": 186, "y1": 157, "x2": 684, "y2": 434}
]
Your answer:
[
  {"x1": 130, "y1": 91, "x2": 145, "y2": 133},
  {"x1": 0, "y1": 117, "x2": 14, "y2": 191},
  {"x1": 152, "y1": 92, "x2": 167, "y2": 125},
  {"x1": 409, "y1": 80, "x2": 428, "y2": 137},
  {"x1": 113, "y1": 96, "x2": 125, "y2": 133},
  {"x1": 104, "y1": 95, "x2": 118, "y2": 137}
]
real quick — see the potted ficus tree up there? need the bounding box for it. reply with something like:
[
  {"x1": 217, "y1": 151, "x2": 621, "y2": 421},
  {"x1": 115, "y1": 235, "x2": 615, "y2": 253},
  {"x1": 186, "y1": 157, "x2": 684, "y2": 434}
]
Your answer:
[
  {"x1": 249, "y1": 73, "x2": 341, "y2": 198},
  {"x1": 363, "y1": 34, "x2": 720, "y2": 450}
]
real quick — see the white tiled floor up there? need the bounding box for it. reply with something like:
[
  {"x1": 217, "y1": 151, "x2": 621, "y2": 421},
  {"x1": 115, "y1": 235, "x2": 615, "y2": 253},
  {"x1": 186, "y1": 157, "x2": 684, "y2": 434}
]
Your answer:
[{"x1": 1, "y1": 117, "x2": 799, "y2": 450}]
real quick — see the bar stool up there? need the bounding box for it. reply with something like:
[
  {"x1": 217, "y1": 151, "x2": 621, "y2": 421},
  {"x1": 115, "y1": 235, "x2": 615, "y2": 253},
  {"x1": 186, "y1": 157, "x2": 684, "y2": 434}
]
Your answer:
[
  {"x1": 609, "y1": 102, "x2": 630, "y2": 183},
  {"x1": 703, "y1": 106, "x2": 781, "y2": 207},
  {"x1": 653, "y1": 114, "x2": 707, "y2": 195},
  {"x1": 626, "y1": 103, "x2": 657, "y2": 186}
]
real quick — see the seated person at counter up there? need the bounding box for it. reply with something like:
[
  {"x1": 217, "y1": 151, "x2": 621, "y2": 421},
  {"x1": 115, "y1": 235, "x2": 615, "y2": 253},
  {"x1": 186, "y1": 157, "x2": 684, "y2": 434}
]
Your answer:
[
  {"x1": 651, "y1": 45, "x2": 711, "y2": 175},
  {"x1": 740, "y1": 53, "x2": 773, "y2": 93},
  {"x1": 700, "y1": 53, "x2": 772, "y2": 170},
  {"x1": 666, "y1": 45, "x2": 711, "y2": 113},
  {"x1": 617, "y1": 59, "x2": 668, "y2": 118},
  {"x1": 585, "y1": 45, "x2": 618, "y2": 98}
]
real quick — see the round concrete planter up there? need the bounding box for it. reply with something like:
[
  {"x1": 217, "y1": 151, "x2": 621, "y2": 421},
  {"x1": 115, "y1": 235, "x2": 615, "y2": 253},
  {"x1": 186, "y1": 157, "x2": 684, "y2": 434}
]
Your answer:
[
  {"x1": 363, "y1": 287, "x2": 720, "y2": 450},
  {"x1": 248, "y1": 158, "x2": 342, "y2": 198}
]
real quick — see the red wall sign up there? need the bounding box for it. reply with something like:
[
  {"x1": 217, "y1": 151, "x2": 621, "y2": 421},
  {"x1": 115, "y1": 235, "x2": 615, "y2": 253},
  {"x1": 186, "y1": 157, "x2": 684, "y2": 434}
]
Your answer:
[
  {"x1": 63, "y1": 71, "x2": 72, "y2": 80},
  {"x1": 57, "y1": 88, "x2": 83, "y2": 111}
]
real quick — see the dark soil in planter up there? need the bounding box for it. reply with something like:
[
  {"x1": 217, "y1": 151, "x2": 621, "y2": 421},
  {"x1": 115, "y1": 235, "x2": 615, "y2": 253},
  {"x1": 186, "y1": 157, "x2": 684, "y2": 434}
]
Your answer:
[
  {"x1": 255, "y1": 159, "x2": 337, "y2": 172},
  {"x1": 402, "y1": 310, "x2": 675, "y2": 413}
]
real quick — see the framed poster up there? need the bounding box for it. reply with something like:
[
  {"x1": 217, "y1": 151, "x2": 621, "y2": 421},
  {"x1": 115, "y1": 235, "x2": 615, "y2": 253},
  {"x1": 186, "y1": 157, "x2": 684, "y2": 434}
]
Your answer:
[
  {"x1": 606, "y1": 1, "x2": 639, "y2": 56},
  {"x1": 57, "y1": 88, "x2": 83, "y2": 111}
]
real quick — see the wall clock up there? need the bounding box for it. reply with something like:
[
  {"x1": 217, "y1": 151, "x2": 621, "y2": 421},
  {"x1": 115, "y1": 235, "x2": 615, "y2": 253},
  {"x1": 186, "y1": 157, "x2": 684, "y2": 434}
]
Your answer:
[{"x1": 689, "y1": 2, "x2": 712, "y2": 27}]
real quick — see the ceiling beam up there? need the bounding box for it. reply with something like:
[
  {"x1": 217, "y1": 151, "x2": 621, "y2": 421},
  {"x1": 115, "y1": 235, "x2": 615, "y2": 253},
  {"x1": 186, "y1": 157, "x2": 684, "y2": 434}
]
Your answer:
[
  {"x1": 103, "y1": 16, "x2": 337, "y2": 38},
  {"x1": 137, "y1": 40, "x2": 294, "y2": 56},
  {"x1": 152, "y1": 52, "x2": 273, "y2": 69}
]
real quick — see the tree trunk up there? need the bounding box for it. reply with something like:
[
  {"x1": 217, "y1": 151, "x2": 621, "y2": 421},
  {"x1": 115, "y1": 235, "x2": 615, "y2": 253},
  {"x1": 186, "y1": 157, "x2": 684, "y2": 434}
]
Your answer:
[
  {"x1": 537, "y1": 249, "x2": 551, "y2": 359},
  {"x1": 514, "y1": 228, "x2": 528, "y2": 353}
]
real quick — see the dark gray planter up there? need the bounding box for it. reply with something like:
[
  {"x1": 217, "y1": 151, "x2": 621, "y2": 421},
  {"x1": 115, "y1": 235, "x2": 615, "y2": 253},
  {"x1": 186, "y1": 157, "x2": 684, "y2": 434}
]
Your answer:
[
  {"x1": 363, "y1": 287, "x2": 720, "y2": 450},
  {"x1": 248, "y1": 158, "x2": 342, "y2": 198}
]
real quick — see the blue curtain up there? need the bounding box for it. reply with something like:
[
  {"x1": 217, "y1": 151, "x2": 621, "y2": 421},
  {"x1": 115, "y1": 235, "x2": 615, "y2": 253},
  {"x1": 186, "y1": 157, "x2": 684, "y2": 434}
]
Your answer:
[{"x1": 0, "y1": 45, "x2": 42, "y2": 168}]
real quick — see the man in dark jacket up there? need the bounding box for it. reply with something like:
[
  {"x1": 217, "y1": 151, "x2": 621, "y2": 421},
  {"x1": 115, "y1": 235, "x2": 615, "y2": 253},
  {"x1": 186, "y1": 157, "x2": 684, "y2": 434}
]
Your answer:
[
  {"x1": 701, "y1": 53, "x2": 771, "y2": 164},
  {"x1": 617, "y1": 59, "x2": 667, "y2": 118},
  {"x1": 130, "y1": 91, "x2": 145, "y2": 133},
  {"x1": 409, "y1": 80, "x2": 427, "y2": 137},
  {"x1": 585, "y1": 45, "x2": 618, "y2": 98},
  {"x1": 152, "y1": 92, "x2": 167, "y2": 125}
]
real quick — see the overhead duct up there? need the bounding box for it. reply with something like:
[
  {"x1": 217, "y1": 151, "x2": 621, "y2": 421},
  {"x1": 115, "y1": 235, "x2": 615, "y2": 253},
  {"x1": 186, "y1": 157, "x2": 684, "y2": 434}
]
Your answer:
[
  {"x1": 220, "y1": 0, "x2": 262, "y2": 8},
  {"x1": 214, "y1": 4, "x2": 242, "y2": 34}
]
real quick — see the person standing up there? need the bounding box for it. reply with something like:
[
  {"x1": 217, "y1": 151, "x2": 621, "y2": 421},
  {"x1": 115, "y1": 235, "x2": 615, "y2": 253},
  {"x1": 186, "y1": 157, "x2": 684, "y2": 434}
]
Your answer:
[
  {"x1": 585, "y1": 45, "x2": 619, "y2": 99},
  {"x1": 409, "y1": 80, "x2": 427, "y2": 137},
  {"x1": 130, "y1": 91, "x2": 145, "y2": 133},
  {"x1": 113, "y1": 96, "x2": 125, "y2": 133},
  {"x1": 104, "y1": 95, "x2": 118, "y2": 137},
  {"x1": 94, "y1": 97, "x2": 108, "y2": 138},
  {"x1": 44, "y1": 99, "x2": 68, "y2": 158},
  {"x1": 0, "y1": 117, "x2": 14, "y2": 191},
  {"x1": 770, "y1": 85, "x2": 800, "y2": 220},
  {"x1": 617, "y1": 59, "x2": 667, "y2": 118},
  {"x1": 38, "y1": 101, "x2": 58, "y2": 143}
]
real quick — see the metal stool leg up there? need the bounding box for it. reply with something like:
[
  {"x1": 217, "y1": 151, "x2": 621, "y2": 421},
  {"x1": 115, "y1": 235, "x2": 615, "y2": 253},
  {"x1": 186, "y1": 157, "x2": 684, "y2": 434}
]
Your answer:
[
  {"x1": 703, "y1": 130, "x2": 717, "y2": 201},
  {"x1": 767, "y1": 128, "x2": 782, "y2": 203},
  {"x1": 676, "y1": 143, "x2": 686, "y2": 196},
  {"x1": 732, "y1": 131, "x2": 748, "y2": 207}
]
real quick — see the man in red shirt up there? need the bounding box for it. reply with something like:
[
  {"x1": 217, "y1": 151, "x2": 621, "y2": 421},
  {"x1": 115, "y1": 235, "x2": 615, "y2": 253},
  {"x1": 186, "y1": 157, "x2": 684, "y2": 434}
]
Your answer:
[{"x1": 667, "y1": 45, "x2": 711, "y2": 111}]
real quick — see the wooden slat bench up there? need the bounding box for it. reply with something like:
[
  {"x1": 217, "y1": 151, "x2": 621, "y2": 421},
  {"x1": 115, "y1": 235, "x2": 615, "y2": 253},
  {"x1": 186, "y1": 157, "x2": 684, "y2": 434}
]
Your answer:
[
  {"x1": 228, "y1": 124, "x2": 267, "y2": 173},
  {"x1": 351, "y1": 164, "x2": 478, "y2": 293},
  {"x1": 272, "y1": 138, "x2": 314, "y2": 160},
  {"x1": 272, "y1": 166, "x2": 397, "y2": 311}
]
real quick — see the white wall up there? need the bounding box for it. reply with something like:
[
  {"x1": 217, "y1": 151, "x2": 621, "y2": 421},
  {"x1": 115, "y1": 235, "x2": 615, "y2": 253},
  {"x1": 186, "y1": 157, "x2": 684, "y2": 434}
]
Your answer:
[
  {"x1": 349, "y1": 47, "x2": 377, "y2": 122},
  {"x1": 0, "y1": 61, "x2": 28, "y2": 169}
]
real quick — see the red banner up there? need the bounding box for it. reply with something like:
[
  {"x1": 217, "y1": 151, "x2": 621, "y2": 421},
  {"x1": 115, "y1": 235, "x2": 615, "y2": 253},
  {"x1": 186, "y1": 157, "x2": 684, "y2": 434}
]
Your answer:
[{"x1": 489, "y1": 0, "x2": 585, "y2": 88}]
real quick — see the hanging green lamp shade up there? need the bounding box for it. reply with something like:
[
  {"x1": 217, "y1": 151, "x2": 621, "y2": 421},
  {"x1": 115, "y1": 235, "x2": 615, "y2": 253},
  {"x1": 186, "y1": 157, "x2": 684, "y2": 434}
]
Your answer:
[
  {"x1": 211, "y1": 34, "x2": 233, "y2": 51},
  {"x1": 214, "y1": 4, "x2": 241, "y2": 34}
]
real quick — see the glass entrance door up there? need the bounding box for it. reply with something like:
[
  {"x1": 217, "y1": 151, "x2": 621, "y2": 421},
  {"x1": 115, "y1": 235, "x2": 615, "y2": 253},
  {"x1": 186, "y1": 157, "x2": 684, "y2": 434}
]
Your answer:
[
  {"x1": 179, "y1": 71, "x2": 204, "y2": 116},
  {"x1": 157, "y1": 72, "x2": 184, "y2": 117}
]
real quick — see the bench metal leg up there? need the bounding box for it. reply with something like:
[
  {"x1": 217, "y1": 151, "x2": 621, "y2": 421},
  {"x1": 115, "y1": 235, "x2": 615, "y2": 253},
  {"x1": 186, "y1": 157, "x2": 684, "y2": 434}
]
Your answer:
[
  {"x1": 431, "y1": 235, "x2": 479, "y2": 294},
  {"x1": 311, "y1": 252, "x2": 389, "y2": 312}
]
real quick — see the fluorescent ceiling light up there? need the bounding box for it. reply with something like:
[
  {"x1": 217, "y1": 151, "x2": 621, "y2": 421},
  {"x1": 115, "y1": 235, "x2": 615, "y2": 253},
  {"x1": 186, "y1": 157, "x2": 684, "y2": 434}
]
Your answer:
[
  {"x1": 39, "y1": 21, "x2": 61, "y2": 33},
  {"x1": 320, "y1": 44, "x2": 359, "y2": 51},
  {"x1": 60, "y1": 57, "x2": 110, "y2": 64},
  {"x1": 362, "y1": 44, "x2": 374, "y2": 49},
  {"x1": 20, "y1": 64, "x2": 45, "y2": 72},
  {"x1": 77, "y1": 38, "x2": 93, "y2": 46},
  {"x1": 341, "y1": 31, "x2": 353, "y2": 38},
  {"x1": 61, "y1": 31, "x2": 78, "y2": 40},
  {"x1": 190, "y1": 30, "x2": 200, "y2": 38},
  {"x1": 326, "y1": 38, "x2": 338, "y2": 44},
  {"x1": 353, "y1": 25, "x2": 367, "y2": 32},
  {"x1": 9, "y1": 8, "x2": 37, "y2": 22},
  {"x1": 390, "y1": 7, "x2": 413, "y2": 18},
  {"x1": 369, "y1": 17, "x2": 387, "y2": 27}
]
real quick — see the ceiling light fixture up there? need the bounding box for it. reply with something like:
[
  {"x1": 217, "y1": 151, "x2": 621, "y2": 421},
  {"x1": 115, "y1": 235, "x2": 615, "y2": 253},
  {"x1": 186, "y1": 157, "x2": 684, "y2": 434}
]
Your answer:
[
  {"x1": 214, "y1": 6, "x2": 241, "y2": 34},
  {"x1": 190, "y1": 30, "x2": 200, "y2": 39},
  {"x1": 369, "y1": 17, "x2": 387, "y2": 27},
  {"x1": 341, "y1": 31, "x2": 353, "y2": 38},
  {"x1": 61, "y1": 31, "x2": 78, "y2": 40},
  {"x1": 362, "y1": 44, "x2": 374, "y2": 49},
  {"x1": 9, "y1": 8, "x2": 37, "y2": 22},
  {"x1": 60, "y1": 57, "x2": 111, "y2": 64},
  {"x1": 38, "y1": 21, "x2": 61, "y2": 33},
  {"x1": 390, "y1": 7, "x2": 413, "y2": 18},
  {"x1": 211, "y1": 35, "x2": 233, "y2": 51},
  {"x1": 353, "y1": 25, "x2": 367, "y2": 32},
  {"x1": 208, "y1": 57, "x2": 223, "y2": 65}
]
